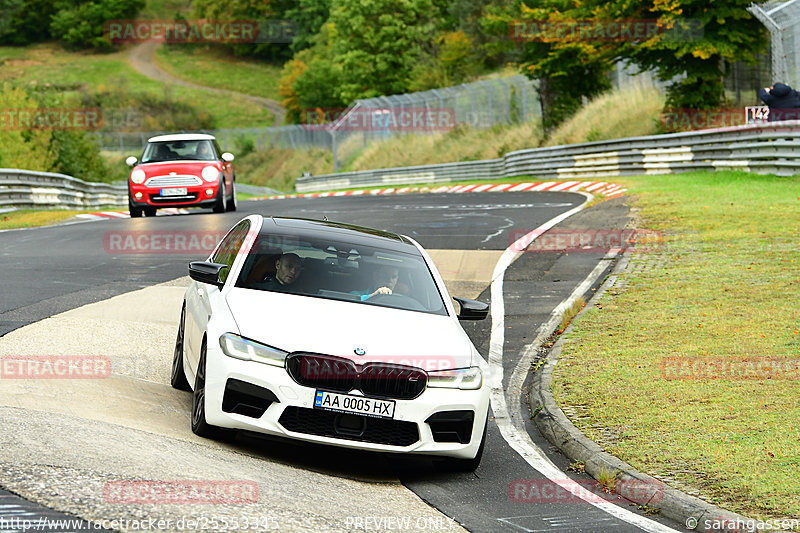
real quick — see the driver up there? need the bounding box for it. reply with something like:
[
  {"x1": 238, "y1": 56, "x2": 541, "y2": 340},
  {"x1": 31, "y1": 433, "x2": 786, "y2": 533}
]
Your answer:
[
  {"x1": 195, "y1": 142, "x2": 213, "y2": 159},
  {"x1": 354, "y1": 265, "x2": 399, "y2": 301}
]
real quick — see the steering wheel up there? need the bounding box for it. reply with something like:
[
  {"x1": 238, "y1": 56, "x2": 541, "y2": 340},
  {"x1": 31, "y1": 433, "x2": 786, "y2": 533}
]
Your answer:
[{"x1": 368, "y1": 293, "x2": 425, "y2": 311}]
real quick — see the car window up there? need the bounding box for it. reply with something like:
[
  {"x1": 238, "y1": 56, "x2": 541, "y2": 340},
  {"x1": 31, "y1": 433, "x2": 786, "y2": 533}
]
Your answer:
[
  {"x1": 141, "y1": 140, "x2": 217, "y2": 163},
  {"x1": 212, "y1": 220, "x2": 250, "y2": 284},
  {"x1": 235, "y1": 232, "x2": 448, "y2": 316}
]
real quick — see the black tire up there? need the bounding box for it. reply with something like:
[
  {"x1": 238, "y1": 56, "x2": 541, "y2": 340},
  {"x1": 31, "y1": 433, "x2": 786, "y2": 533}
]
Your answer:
[
  {"x1": 191, "y1": 340, "x2": 228, "y2": 439},
  {"x1": 170, "y1": 305, "x2": 191, "y2": 391},
  {"x1": 440, "y1": 414, "x2": 488, "y2": 472},
  {"x1": 226, "y1": 177, "x2": 237, "y2": 212},
  {"x1": 128, "y1": 199, "x2": 142, "y2": 218},
  {"x1": 212, "y1": 180, "x2": 226, "y2": 213},
  {"x1": 144, "y1": 207, "x2": 157, "y2": 217}
]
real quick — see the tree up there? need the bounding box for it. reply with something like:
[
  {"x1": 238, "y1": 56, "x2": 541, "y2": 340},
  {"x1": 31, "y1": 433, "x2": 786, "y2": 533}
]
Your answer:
[
  {"x1": 284, "y1": 0, "x2": 331, "y2": 52},
  {"x1": 494, "y1": 1, "x2": 615, "y2": 130},
  {"x1": 49, "y1": 0, "x2": 144, "y2": 50},
  {"x1": 329, "y1": 0, "x2": 444, "y2": 102},
  {"x1": 191, "y1": 0, "x2": 294, "y2": 60},
  {"x1": 0, "y1": 85, "x2": 56, "y2": 171},
  {"x1": 602, "y1": 0, "x2": 766, "y2": 110}
]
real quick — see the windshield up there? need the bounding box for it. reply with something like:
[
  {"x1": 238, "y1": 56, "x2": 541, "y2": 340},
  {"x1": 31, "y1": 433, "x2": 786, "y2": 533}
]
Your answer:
[
  {"x1": 141, "y1": 140, "x2": 216, "y2": 163},
  {"x1": 235, "y1": 232, "x2": 448, "y2": 316}
]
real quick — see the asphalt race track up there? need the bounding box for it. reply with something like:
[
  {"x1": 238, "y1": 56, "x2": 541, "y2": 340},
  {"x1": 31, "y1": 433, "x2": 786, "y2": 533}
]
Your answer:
[{"x1": 0, "y1": 192, "x2": 684, "y2": 532}]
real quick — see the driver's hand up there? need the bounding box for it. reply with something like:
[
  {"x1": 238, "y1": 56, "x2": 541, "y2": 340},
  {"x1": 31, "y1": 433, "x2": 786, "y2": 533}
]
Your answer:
[{"x1": 369, "y1": 287, "x2": 393, "y2": 298}]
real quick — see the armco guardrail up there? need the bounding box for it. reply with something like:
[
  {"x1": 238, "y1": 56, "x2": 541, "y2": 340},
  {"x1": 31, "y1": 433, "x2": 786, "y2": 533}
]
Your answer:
[
  {"x1": 0, "y1": 169, "x2": 127, "y2": 209},
  {"x1": 295, "y1": 122, "x2": 800, "y2": 192}
]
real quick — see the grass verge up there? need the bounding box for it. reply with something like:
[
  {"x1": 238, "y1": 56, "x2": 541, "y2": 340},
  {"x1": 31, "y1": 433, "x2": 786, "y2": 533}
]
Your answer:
[
  {"x1": 0, "y1": 209, "x2": 95, "y2": 230},
  {"x1": 552, "y1": 170, "x2": 800, "y2": 520},
  {"x1": 154, "y1": 45, "x2": 282, "y2": 102},
  {"x1": 0, "y1": 44, "x2": 274, "y2": 130}
]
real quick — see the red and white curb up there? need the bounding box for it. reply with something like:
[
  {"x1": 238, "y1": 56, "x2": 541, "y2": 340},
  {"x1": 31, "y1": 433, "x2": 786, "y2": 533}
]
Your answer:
[
  {"x1": 74, "y1": 182, "x2": 626, "y2": 219},
  {"x1": 257, "y1": 181, "x2": 627, "y2": 200},
  {"x1": 75, "y1": 208, "x2": 190, "y2": 221}
]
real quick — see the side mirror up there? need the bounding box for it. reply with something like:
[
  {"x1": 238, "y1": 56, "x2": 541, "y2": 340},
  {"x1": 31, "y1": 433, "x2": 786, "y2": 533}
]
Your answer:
[
  {"x1": 189, "y1": 261, "x2": 228, "y2": 289},
  {"x1": 126, "y1": 156, "x2": 138, "y2": 167},
  {"x1": 453, "y1": 297, "x2": 489, "y2": 321},
  {"x1": 221, "y1": 152, "x2": 234, "y2": 162}
]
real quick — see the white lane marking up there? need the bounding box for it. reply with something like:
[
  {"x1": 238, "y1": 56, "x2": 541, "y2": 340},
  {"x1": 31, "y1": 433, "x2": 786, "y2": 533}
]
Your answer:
[
  {"x1": 488, "y1": 194, "x2": 679, "y2": 533},
  {"x1": 481, "y1": 217, "x2": 515, "y2": 244}
]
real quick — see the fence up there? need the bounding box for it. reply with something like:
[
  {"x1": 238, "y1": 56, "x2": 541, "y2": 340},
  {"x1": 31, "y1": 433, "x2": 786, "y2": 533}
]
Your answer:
[
  {"x1": 0, "y1": 169, "x2": 126, "y2": 209},
  {"x1": 92, "y1": 75, "x2": 541, "y2": 165},
  {"x1": 295, "y1": 121, "x2": 800, "y2": 192},
  {"x1": 750, "y1": 0, "x2": 800, "y2": 90}
]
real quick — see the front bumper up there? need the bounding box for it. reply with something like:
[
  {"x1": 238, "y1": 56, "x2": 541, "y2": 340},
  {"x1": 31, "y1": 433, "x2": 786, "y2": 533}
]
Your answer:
[
  {"x1": 129, "y1": 183, "x2": 219, "y2": 208},
  {"x1": 204, "y1": 347, "x2": 490, "y2": 459}
]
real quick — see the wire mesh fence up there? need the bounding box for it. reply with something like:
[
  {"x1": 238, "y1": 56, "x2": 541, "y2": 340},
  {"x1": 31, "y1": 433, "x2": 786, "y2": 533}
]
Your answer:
[
  {"x1": 749, "y1": 0, "x2": 800, "y2": 90},
  {"x1": 92, "y1": 75, "x2": 541, "y2": 165}
]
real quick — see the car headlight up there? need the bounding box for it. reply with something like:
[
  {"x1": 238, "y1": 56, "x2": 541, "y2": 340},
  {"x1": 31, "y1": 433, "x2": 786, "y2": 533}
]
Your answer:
[
  {"x1": 202, "y1": 166, "x2": 221, "y2": 182},
  {"x1": 427, "y1": 367, "x2": 482, "y2": 390},
  {"x1": 130, "y1": 169, "x2": 146, "y2": 184},
  {"x1": 219, "y1": 333, "x2": 287, "y2": 367}
]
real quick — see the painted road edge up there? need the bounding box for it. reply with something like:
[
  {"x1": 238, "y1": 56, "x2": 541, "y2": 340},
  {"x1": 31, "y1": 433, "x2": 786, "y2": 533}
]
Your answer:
[{"x1": 527, "y1": 248, "x2": 759, "y2": 533}]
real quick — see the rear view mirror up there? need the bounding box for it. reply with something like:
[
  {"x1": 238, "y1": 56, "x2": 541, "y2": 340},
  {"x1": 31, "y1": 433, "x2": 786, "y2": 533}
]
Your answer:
[
  {"x1": 453, "y1": 297, "x2": 489, "y2": 320},
  {"x1": 189, "y1": 261, "x2": 228, "y2": 289},
  {"x1": 125, "y1": 156, "x2": 138, "y2": 167},
  {"x1": 222, "y1": 152, "x2": 234, "y2": 162}
]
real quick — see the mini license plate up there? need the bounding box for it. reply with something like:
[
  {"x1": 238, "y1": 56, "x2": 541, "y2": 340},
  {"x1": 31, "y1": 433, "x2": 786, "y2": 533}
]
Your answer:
[
  {"x1": 314, "y1": 390, "x2": 395, "y2": 419},
  {"x1": 160, "y1": 187, "x2": 187, "y2": 196}
]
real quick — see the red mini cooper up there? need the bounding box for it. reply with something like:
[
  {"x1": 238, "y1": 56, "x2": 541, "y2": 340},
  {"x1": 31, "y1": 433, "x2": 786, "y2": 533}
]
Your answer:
[{"x1": 126, "y1": 133, "x2": 236, "y2": 217}]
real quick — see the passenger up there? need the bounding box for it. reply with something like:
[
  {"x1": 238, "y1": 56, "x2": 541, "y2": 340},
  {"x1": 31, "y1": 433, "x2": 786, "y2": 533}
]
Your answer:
[
  {"x1": 255, "y1": 253, "x2": 303, "y2": 292},
  {"x1": 354, "y1": 265, "x2": 399, "y2": 301},
  {"x1": 195, "y1": 142, "x2": 214, "y2": 159}
]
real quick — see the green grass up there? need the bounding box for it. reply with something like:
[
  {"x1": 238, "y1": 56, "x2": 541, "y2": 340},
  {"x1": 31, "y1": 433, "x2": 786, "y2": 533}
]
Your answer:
[
  {"x1": 0, "y1": 43, "x2": 274, "y2": 129},
  {"x1": 155, "y1": 45, "x2": 282, "y2": 102},
  {"x1": 0, "y1": 209, "x2": 95, "y2": 230},
  {"x1": 545, "y1": 82, "x2": 664, "y2": 146},
  {"x1": 552, "y1": 170, "x2": 800, "y2": 519}
]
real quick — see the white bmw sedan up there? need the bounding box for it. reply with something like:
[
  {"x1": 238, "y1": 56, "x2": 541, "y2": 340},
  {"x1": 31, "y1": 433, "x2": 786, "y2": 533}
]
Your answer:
[{"x1": 172, "y1": 215, "x2": 490, "y2": 470}]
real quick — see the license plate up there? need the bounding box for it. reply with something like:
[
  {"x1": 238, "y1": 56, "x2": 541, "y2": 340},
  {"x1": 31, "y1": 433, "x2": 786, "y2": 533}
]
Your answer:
[
  {"x1": 314, "y1": 390, "x2": 395, "y2": 419},
  {"x1": 160, "y1": 188, "x2": 187, "y2": 196}
]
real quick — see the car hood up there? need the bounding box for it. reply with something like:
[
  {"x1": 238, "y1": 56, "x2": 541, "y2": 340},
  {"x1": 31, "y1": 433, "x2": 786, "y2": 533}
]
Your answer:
[
  {"x1": 225, "y1": 288, "x2": 477, "y2": 370},
  {"x1": 138, "y1": 160, "x2": 220, "y2": 175}
]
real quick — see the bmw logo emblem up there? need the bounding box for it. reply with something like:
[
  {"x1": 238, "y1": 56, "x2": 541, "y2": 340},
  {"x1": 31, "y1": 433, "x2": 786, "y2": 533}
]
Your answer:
[{"x1": 354, "y1": 347, "x2": 366, "y2": 356}]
